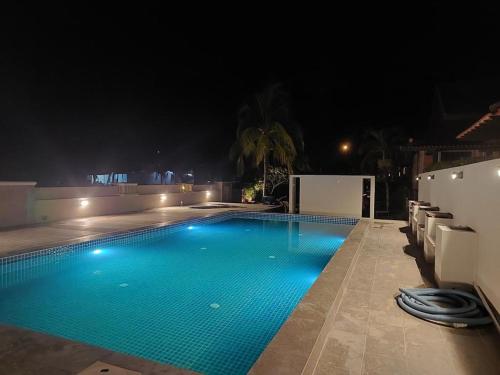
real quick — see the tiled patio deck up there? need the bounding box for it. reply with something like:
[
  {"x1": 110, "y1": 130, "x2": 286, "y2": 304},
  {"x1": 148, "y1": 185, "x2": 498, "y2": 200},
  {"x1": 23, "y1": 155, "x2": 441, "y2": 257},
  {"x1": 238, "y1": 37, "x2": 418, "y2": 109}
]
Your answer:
[
  {"x1": 312, "y1": 220, "x2": 500, "y2": 375},
  {"x1": 1, "y1": 211, "x2": 498, "y2": 374}
]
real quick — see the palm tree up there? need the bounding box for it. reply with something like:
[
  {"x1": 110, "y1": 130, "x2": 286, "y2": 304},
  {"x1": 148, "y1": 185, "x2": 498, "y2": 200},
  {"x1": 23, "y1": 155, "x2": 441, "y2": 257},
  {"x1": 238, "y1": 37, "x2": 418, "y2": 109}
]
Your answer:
[
  {"x1": 360, "y1": 128, "x2": 402, "y2": 213},
  {"x1": 230, "y1": 84, "x2": 298, "y2": 195}
]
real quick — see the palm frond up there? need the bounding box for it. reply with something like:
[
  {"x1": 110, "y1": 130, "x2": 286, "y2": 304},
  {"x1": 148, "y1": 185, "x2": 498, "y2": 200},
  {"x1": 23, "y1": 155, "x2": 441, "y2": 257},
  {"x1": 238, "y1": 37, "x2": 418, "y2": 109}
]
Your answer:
[
  {"x1": 240, "y1": 127, "x2": 260, "y2": 157},
  {"x1": 255, "y1": 135, "x2": 271, "y2": 166},
  {"x1": 269, "y1": 122, "x2": 297, "y2": 156},
  {"x1": 272, "y1": 143, "x2": 293, "y2": 172}
]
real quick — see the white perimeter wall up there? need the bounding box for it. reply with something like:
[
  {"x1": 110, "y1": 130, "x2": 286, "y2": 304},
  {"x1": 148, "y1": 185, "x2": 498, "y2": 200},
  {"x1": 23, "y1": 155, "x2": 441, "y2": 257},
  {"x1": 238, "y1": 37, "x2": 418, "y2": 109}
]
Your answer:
[
  {"x1": 33, "y1": 191, "x2": 210, "y2": 223},
  {"x1": 0, "y1": 182, "x2": 37, "y2": 227},
  {"x1": 0, "y1": 183, "x2": 217, "y2": 228},
  {"x1": 290, "y1": 175, "x2": 375, "y2": 218},
  {"x1": 418, "y1": 158, "x2": 500, "y2": 313}
]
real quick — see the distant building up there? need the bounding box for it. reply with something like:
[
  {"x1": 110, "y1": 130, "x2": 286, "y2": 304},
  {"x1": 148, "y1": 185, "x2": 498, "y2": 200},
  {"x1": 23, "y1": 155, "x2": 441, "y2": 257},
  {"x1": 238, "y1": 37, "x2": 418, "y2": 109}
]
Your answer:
[
  {"x1": 87, "y1": 170, "x2": 176, "y2": 185},
  {"x1": 401, "y1": 81, "x2": 500, "y2": 197},
  {"x1": 456, "y1": 101, "x2": 500, "y2": 143},
  {"x1": 86, "y1": 169, "x2": 197, "y2": 186},
  {"x1": 427, "y1": 80, "x2": 495, "y2": 141}
]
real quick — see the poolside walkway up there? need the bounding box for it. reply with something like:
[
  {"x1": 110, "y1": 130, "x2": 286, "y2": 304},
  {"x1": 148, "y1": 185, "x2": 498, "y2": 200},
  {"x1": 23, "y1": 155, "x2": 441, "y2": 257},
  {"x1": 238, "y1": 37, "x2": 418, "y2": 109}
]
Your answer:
[
  {"x1": 312, "y1": 220, "x2": 500, "y2": 375},
  {"x1": 0, "y1": 202, "x2": 271, "y2": 257}
]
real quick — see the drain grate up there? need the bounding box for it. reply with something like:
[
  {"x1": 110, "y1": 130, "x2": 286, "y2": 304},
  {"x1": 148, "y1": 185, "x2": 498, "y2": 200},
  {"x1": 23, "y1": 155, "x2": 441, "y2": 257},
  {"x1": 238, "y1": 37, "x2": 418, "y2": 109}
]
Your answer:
[{"x1": 77, "y1": 361, "x2": 141, "y2": 375}]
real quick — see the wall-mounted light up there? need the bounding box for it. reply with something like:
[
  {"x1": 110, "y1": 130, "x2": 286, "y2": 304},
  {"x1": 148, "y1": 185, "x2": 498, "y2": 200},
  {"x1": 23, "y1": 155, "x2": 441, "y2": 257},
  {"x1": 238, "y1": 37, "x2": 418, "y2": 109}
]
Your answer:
[
  {"x1": 427, "y1": 175, "x2": 435, "y2": 180},
  {"x1": 181, "y1": 185, "x2": 186, "y2": 191},
  {"x1": 80, "y1": 199, "x2": 89, "y2": 208},
  {"x1": 416, "y1": 176, "x2": 421, "y2": 181},
  {"x1": 160, "y1": 194, "x2": 167, "y2": 202},
  {"x1": 451, "y1": 171, "x2": 463, "y2": 180},
  {"x1": 497, "y1": 168, "x2": 500, "y2": 177},
  {"x1": 206, "y1": 191, "x2": 211, "y2": 198}
]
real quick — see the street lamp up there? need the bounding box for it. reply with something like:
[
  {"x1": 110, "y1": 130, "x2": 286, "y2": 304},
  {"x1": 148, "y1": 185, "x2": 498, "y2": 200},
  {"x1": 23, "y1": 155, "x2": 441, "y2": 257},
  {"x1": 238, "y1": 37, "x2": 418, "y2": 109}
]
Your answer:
[{"x1": 340, "y1": 142, "x2": 351, "y2": 154}]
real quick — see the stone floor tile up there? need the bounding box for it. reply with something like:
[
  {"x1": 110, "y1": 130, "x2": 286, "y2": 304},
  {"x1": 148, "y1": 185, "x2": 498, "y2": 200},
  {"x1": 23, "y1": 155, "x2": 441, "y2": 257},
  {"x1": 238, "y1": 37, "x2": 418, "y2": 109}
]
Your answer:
[
  {"x1": 365, "y1": 323, "x2": 405, "y2": 357},
  {"x1": 479, "y1": 326, "x2": 500, "y2": 369},
  {"x1": 352, "y1": 260, "x2": 377, "y2": 276},
  {"x1": 368, "y1": 292, "x2": 406, "y2": 327},
  {"x1": 315, "y1": 329, "x2": 365, "y2": 374},
  {"x1": 347, "y1": 273, "x2": 374, "y2": 292},
  {"x1": 405, "y1": 343, "x2": 455, "y2": 375},
  {"x1": 101, "y1": 353, "x2": 157, "y2": 373},
  {"x1": 356, "y1": 253, "x2": 379, "y2": 264},
  {"x1": 371, "y1": 275, "x2": 417, "y2": 294},
  {"x1": 401, "y1": 312, "x2": 432, "y2": 328},
  {"x1": 369, "y1": 309, "x2": 406, "y2": 328},
  {"x1": 362, "y1": 352, "x2": 408, "y2": 375},
  {"x1": 404, "y1": 322, "x2": 443, "y2": 347},
  {"x1": 315, "y1": 365, "x2": 351, "y2": 375},
  {"x1": 0, "y1": 334, "x2": 108, "y2": 374},
  {"x1": 249, "y1": 344, "x2": 308, "y2": 375},
  {"x1": 440, "y1": 328, "x2": 500, "y2": 375},
  {"x1": 338, "y1": 289, "x2": 371, "y2": 310},
  {"x1": 0, "y1": 362, "x2": 72, "y2": 375},
  {"x1": 332, "y1": 305, "x2": 370, "y2": 335}
]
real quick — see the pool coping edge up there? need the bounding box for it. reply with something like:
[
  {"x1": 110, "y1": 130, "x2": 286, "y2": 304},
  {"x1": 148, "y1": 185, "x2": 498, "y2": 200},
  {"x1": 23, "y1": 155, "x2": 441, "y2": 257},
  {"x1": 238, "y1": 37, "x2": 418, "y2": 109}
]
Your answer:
[{"x1": 248, "y1": 219, "x2": 369, "y2": 375}]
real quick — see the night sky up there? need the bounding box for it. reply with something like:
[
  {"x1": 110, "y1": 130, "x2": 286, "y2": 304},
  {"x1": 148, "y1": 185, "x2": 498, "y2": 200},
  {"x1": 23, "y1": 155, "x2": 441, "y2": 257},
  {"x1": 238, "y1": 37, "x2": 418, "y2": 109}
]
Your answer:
[{"x1": 1, "y1": 4, "x2": 499, "y2": 184}]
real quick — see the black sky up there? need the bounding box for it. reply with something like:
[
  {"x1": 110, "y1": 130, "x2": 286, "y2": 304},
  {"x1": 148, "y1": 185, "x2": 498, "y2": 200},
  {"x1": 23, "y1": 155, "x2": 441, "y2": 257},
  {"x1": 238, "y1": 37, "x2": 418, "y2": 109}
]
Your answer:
[{"x1": 1, "y1": 3, "x2": 499, "y2": 183}]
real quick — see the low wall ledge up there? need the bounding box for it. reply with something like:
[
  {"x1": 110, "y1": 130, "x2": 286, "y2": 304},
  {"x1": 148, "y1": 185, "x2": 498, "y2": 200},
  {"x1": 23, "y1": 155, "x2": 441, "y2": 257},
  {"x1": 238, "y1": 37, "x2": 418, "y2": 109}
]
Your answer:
[{"x1": 0, "y1": 181, "x2": 37, "y2": 186}]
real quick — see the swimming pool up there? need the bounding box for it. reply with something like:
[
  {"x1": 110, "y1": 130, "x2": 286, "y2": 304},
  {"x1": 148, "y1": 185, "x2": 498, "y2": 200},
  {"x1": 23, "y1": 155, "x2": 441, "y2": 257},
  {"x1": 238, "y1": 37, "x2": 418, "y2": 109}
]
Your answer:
[{"x1": 0, "y1": 212, "x2": 355, "y2": 375}]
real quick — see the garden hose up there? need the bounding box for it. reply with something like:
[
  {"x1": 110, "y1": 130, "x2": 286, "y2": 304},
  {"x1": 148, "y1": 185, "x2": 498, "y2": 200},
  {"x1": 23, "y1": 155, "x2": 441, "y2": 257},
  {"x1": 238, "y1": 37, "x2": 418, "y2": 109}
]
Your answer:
[{"x1": 396, "y1": 288, "x2": 492, "y2": 327}]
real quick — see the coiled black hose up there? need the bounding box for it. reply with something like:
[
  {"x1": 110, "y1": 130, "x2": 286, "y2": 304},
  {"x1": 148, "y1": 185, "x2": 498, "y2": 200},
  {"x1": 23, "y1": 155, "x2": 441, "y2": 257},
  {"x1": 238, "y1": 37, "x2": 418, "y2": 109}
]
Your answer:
[{"x1": 397, "y1": 288, "x2": 492, "y2": 327}]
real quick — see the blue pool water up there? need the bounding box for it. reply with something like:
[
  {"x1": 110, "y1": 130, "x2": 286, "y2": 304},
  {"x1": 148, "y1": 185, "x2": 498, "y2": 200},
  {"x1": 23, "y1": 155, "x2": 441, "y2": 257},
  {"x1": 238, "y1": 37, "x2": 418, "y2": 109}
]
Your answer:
[{"x1": 0, "y1": 215, "x2": 353, "y2": 374}]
